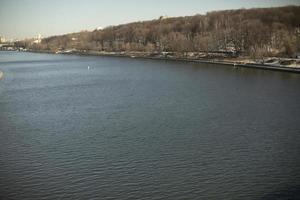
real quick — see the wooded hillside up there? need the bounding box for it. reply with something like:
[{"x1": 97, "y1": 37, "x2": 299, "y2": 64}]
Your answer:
[{"x1": 17, "y1": 6, "x2": 300, "y2": 58}]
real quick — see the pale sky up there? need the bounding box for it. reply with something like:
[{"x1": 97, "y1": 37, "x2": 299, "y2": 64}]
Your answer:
[{"x1": 0, "y1": 0, "x2": 299, "y2": 39}]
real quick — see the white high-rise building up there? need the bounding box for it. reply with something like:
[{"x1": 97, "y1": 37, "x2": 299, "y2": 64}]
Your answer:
[
  {"x1": 0, "y1": 36, "x2": 6, "y2": 43},
  {"x1": 33, "y1": 34, "x2": 42, "y2": 44}
]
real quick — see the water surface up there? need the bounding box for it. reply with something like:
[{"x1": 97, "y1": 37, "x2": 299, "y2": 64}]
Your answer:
[{"x1": 0, "y1": 51, "x2": 300, "y2": 199}]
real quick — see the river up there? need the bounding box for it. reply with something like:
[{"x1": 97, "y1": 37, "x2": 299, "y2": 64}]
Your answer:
[{"x1": 0, "y1": 51, "x2": 300, "y2": 199}]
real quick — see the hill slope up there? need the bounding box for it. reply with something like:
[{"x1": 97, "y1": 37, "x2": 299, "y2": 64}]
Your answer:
[{"x1": 17, "y1": 6, "x2": 300, "y2": 58}]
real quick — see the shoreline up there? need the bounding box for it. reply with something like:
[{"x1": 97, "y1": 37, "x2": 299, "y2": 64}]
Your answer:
[{"x1": 10, "y1": 50, "x2": 300, "y2": 73}]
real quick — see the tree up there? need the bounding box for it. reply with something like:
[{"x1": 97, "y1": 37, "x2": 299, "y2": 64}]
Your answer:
[{"x1": 19, "y1": 6, "x2": 300, "y2": 58}]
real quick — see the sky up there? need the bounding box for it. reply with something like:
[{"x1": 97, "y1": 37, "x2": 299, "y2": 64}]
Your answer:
[{"x1": 0, "y1": 0, "x2": 300, "y2": 40}]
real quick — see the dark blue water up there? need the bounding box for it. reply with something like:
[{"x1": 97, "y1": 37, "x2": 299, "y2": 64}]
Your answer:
[{"x1": 0, "y1": 51, "x2": 300, "y2": 199}]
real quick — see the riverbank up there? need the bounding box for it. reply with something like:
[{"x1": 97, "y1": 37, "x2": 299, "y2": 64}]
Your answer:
[{"x1": 24, "y1": 49, "x2": 300, "y2": 73}]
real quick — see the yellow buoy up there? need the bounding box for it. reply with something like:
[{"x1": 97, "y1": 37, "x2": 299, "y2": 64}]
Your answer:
[{"x1": 0, "y1": 71, "x2": 4, "y2": 80}]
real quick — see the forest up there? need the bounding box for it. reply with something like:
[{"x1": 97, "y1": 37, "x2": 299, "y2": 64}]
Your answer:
[{"x1": 16, "y1": 6, "x2": 300, "y2": 58}]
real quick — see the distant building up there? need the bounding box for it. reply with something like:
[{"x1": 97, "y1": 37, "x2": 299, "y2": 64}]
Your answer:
[
  {"x1": 159, "y1": 15, "x2": 169, "y2": 20},
  {"x1": 33, "y1": 34, "x2": 42, "y2": 44},
  {"x1": 0, "y1": 36, "x2": 6, "y2": 43}
]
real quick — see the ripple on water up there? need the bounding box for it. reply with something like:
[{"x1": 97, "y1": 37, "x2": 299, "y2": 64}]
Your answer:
[{"x1": 0, "y1": 52, "x2": 300, "y2": 199}]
